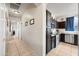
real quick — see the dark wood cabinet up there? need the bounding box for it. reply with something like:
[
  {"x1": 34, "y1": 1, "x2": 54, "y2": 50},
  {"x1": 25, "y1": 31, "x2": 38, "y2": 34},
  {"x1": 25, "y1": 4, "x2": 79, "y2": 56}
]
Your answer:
[
  {"x1": 60, "y1": 34, "x2": 65, "y2": 42},
  {"x1": 51, "y1": 36, "x2": 56, "y2": 48},
  {"x1": 57, "y1": 21, "x2": 65, "y2": 28},
  {"x1": 74, "y1": 35, "x2": 78, "y2": 45},
  {"x1": 60, "y1": 34, "x2": 78, "y2": 45}
]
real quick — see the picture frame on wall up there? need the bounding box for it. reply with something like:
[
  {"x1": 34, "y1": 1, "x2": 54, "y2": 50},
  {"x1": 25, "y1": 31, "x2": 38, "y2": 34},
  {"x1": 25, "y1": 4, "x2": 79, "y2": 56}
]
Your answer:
[
  {"x1": 25, "y1": 21, "x2": 28, "y2": 26},
  {"x1": 30, "y1": 18, "x2": 34, "y2": 25}
]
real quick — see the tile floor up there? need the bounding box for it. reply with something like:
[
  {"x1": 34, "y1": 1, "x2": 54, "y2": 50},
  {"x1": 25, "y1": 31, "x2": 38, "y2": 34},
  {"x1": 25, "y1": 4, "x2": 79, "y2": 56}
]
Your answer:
[
  {"x1": 5, "y1": 39, "x2": 34, "y2": 56},
  {"x1": 47, "y1": 42, "x2": 78, "y2": 56}
]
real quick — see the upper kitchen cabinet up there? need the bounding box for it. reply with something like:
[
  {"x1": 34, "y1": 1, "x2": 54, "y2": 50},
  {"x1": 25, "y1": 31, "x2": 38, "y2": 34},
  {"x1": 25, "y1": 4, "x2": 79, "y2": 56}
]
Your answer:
[
  {"x1": 57, "y1": 21, "x2": 65, "y2": 29},
  {"x1": 65, "y1": 16, "x2": 78, "y2": 31}
]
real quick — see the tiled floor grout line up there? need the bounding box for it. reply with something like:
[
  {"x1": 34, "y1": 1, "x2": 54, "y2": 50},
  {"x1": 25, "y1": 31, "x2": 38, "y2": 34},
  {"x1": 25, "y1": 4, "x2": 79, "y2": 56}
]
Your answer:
[{"x1": 14, "y1": 42, "x2": 21, "y2": 56}]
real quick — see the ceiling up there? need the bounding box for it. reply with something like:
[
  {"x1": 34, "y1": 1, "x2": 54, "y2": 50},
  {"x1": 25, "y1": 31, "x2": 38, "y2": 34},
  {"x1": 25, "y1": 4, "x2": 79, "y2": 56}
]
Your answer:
[
  {"x1": 5, "y1": 3, "x2": 41, "y2": 22},
  {"x1": 6, "y1": 3, "x2": 41, "y2": 17},
  {"x1": 47, "y1": 3, "x2": 78, "y2": 18}
]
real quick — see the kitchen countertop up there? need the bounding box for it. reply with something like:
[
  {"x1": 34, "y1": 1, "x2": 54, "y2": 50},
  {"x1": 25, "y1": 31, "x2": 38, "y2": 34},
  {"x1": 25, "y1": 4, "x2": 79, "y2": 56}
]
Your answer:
[{"x1": 60, "y1": 31, "x2": 79, "y2": 34}]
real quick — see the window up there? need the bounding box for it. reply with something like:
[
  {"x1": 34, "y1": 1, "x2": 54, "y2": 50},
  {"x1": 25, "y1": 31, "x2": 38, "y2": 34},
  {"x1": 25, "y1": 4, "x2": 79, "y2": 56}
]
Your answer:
[{"x1": 65, "y1": 16, "x2": 78, "y2": 31}]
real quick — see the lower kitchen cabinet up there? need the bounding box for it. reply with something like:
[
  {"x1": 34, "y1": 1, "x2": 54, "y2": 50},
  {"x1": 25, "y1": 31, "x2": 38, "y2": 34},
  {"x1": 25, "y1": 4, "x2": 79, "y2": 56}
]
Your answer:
[
  {"x1": 60, "y1": 34, "x2": 65, "y2": 42},
  {"x1": 51, "y1": 36, "x2": 56, "y2": 48},
  {"x1": 60, "y1": 34, "x2": 78, "y2": 45},
  {"x1": 74, "y1": 35, "x2": 78, "y2": 45},
  {"x1": 65, "y1": 34, "x2": 70, "y2": 43},
  {"x1": 56, "y1": 35, "x2": 60, "y2": 46},
  {"x1": 65, "y1": 34, "x2": 74, "y2": 44},
  {"x1": 70, "y1": 35, "x2": 74, "y2": 44}
]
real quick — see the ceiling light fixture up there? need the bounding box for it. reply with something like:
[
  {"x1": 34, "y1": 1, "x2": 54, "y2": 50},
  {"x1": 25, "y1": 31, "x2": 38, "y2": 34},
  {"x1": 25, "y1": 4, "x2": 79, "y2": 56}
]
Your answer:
[{"x1": 14, "y1": 11, "x2": 20, "y2": 14}]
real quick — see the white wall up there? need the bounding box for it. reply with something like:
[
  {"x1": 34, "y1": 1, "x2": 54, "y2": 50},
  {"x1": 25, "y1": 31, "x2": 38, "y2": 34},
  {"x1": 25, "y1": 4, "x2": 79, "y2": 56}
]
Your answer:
[
  {"x1": 21, "y1": 4, "x2": 45, "y2": 56},
  {"x1": 47, "y1": 3, "x2": 78, "y2": 18},
  {"x1": 0, "y1": 3, "x2": 6, "y2": 56}
]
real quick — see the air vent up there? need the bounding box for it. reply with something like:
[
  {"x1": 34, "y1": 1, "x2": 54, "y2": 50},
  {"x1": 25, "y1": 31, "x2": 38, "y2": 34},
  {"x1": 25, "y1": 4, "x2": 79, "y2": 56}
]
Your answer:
[{"x1": 10, "y1": 3, "x2": 21, "y2": 10}]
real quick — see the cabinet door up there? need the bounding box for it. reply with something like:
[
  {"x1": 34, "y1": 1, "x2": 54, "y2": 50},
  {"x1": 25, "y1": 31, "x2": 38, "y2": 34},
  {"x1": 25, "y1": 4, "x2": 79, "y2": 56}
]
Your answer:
[
  {"x1": 65, "y1": 34, "x2": 70, "y2": 43},
  {"x1": 57, "y1": 22, "x2": 65, "y2": 28},
  {"x1": 60, "y1": 34, "x2": 65, "y2": 42},
  {"x1": 74, "y1": 35, "x2": 78, "y2": 45},
  {"x1": 70, "y1": 35, "x2": 74, "y2": 44},
  {"x1": 56, "y1": 35, "x2": 59, "y2": 46}
]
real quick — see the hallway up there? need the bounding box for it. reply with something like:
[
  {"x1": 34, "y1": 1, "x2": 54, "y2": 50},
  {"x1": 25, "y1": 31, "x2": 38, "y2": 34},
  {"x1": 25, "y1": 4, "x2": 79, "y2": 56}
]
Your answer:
[
  {"x1": 6, "y1": 38, "x2": 34, "y2": 56},
  {"x1": 47, "y1": 42, "x2": 78, "y2": 56},
  {"x1": 4, "y1": 3, "x2": 44, "y2": 56}
]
